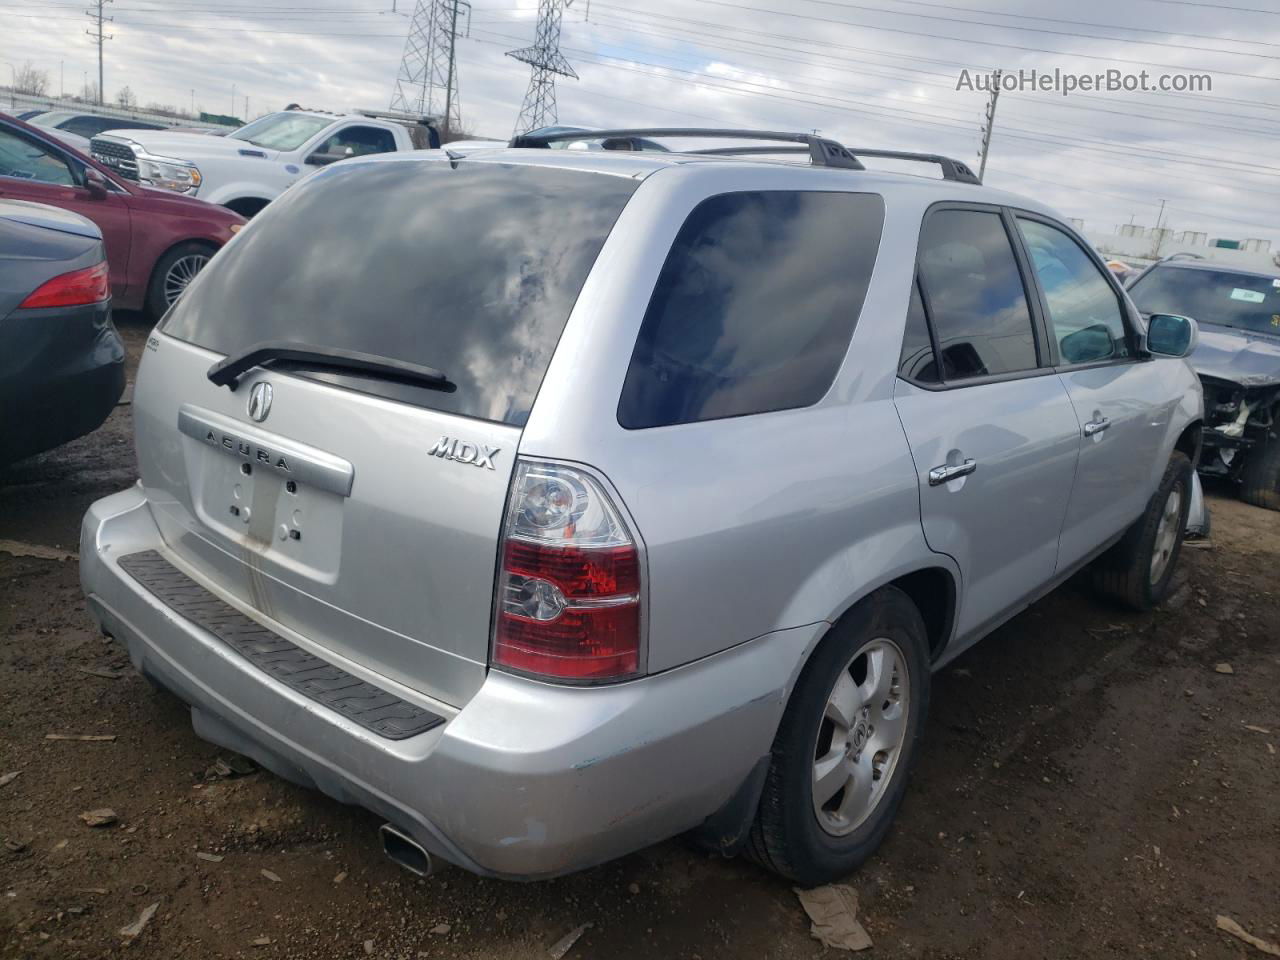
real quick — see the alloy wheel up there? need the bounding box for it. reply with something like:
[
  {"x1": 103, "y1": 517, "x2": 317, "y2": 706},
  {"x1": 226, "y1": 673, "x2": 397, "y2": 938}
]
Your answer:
[
  {"x1": 1149, "y1": 485, "x2": 1183, "y2": 585},
  {"x1": 811, "y1": 638, "x2": 910, "y2": 837},
  {"x1": 163, "y1": 253, "x2": 210, "y2": 307}
]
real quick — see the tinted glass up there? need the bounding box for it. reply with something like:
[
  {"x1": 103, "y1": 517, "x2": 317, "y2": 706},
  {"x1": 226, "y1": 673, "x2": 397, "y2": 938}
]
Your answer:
[
  {"x1": 1019, "y1": 218, "x2": 1130, "y2": 364},
  {"x1": 917, "y1": 209, "x2": 1037, "y2": 381},
  {"x1": 618, "y1": 191, "x2": 885, "y2": 429},
  {"x1": 314, "y1": 125, "x2": 397, "y2": 158},
  {"x1": 1128, "y1": 264, "x2": 1280, "y2": 336},
  {"x1": 163, "y1": 160, "x2": 637, "y2": 425},
  {"x1": 0, "y1": 128, "x2": 75, "y2": 186},
  {"x1": 898, "y1": 278, "x2": 939, "y2": 383}
]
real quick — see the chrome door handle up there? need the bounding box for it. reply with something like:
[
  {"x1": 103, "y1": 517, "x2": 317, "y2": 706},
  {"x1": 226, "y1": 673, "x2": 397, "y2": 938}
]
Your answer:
[
  {"x1": 928, "y1": 458, "x2": 977, "y2": 486},
  {"x1": 1083, "y1": 416, "x2": 1111, "y2": 437}
]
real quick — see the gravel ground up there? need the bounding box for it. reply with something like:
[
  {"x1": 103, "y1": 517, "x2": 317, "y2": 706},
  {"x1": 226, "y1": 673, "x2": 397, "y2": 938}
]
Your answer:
[{"x1": 2, "y1": 313, "x2": 1278, "y2": 959}]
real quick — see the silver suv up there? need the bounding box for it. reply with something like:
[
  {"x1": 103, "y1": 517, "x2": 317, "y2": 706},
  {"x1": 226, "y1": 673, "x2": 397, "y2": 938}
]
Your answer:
[{"x1": 80, "y1": 129, "x2": 1204, "y2": 886}]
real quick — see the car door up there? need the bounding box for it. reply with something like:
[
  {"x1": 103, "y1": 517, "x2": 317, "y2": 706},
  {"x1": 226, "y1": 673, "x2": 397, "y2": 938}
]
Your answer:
[
  {"x1": 0, "y1": 124, "x2": 133, "y2": 297},
  {"x1": 1013, "y1": 214, "x2": 1170, "y2": 569},
  {"x1": 893, "y1": 204, "x2": 1082, "y2": 644}
]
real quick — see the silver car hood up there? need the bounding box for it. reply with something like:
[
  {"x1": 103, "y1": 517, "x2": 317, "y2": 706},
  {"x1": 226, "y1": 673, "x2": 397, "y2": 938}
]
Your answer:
[{"x1": 1190, "y1": 322, "x2": 1280, "y2": 387}]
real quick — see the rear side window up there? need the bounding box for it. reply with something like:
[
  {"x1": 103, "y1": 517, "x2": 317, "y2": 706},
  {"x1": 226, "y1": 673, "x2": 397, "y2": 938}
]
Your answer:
[
  {"x1": 617, "y1": 191, "x2": 885, "y2": 429},
  {"x1": 916, "y1": 209, "x2": 1038, "y2": 382},
  {"x1": 162, "y1": 161, "x2": 638, "y2": 425}
]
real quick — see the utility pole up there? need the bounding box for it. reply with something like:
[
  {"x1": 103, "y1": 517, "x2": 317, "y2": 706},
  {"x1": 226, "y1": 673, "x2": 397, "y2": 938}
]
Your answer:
[
  {"x1": 231, "y1": 82, "x2": 236, "y2": 118},
  {"x1": 506, "y1": 0, "x2": 577, "y2": 135},
  {"x1": 85, "y1": 0, "x2": 112, "y2": 105},
  {"x1": 977, "y1": 67, "x2": 1001, "y2": 183},
  {"x1": 60, "y1": 61, "x2": 64, "y2": 99},
  {"x1": 1152, "y1": 198, "x2": 1168, "y2": 258},
  {"x1": 389, "y1": 0, "x2": 469, "y2": 133}
]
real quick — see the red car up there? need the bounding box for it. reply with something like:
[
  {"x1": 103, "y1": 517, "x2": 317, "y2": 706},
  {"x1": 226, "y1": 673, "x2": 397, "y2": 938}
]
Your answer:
[{"x1": 0, "y1": 113, "x2": 244, "y2": 318}]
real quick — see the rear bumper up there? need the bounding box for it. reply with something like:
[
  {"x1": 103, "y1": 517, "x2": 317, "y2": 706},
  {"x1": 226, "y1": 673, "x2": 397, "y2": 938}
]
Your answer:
[
  {"x1": 0, "y1": 302, "x2": 124, "y2": 463},
  {"x1": 79, "y1": 485, "x2": 815, "y2": 879}
]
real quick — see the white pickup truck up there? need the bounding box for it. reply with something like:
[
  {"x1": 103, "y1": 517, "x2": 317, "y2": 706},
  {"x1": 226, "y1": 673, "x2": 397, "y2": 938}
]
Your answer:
[{"x1": 90, "y1": 109, "x2": 436, "y2": 217}]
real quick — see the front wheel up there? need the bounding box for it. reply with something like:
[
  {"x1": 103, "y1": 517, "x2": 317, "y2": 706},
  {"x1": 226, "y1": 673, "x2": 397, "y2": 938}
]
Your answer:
[
  {"x1": 146, "y1": 242, "x2": 214, "y2": 320},
  {"x1": 1092, "y1": 451, "x2": 1193, "y2": 610},
  {"x1": 746, "y1": 587, "x2": 931, "y2": 886},
  {"x1": 1239, "y1": 430, "x2": 1280, "y2": 511}
]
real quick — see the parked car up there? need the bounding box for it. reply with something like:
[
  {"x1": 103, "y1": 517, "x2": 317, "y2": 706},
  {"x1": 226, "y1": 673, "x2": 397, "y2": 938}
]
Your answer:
[
  {"x1": 30, "y1": 110, "x2": 168, "y2": 141},
  {"x1": 90, "y1": 109, "x2": 428, "y2": 218},
  {"x1": 0, "y1": 200, "x2": 124, "y2": 465},
  {"x1": 1127, "y1": 257, "x2": 1280, "y2": 508},
  {"x1": 80, "y1": 129, "x2": 1202, "y2": 887},
  {"x1": 0, "y1": 113, "x2": 244, "y2": 318}
]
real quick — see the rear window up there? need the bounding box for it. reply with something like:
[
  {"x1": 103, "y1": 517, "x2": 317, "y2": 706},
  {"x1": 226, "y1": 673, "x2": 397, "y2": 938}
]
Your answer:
[
  {"x1": 617, "y1": 190, "x2": 885, "y2": 429},
  {"x1": 163, "y1": 160, "x2": 638, "y2": 425},
  {"x1": 1128, "y1": 264, "x2": 1280, "y2": 336}
]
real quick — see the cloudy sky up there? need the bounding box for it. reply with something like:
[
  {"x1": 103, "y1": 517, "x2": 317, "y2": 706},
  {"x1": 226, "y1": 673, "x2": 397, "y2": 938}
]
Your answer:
[{"x1": 6, "y1": 0, "x2": 1280, "y2": 244}]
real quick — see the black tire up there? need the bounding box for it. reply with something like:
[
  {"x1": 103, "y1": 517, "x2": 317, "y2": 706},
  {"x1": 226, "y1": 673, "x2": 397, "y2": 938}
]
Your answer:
[
  {"x1": 145, "y1": 241, "x2": 215, "y2": 320},
  {"x1": 1092, "y1": 451, "x2": 1192, "y2": 610},
  {"x1": 746, "y1": 586, "x2": 931, "y2": 887},
  {"x1": 1239, "y1": 429, "x2": 1280, "y2": 511}
]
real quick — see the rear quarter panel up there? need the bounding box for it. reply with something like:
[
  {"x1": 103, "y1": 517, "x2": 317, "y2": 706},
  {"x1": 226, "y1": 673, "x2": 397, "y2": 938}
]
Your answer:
[{"x1": 520, "y1": 164, "x2": 967, "y2": 675}]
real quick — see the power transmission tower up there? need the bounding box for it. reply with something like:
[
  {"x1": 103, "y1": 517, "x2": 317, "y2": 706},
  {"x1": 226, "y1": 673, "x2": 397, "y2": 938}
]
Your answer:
[
  {"x1": 389, "y1": 0, "x2": 470, "y2": 133},
  {"x1": 506, "y1": 0, "x2": 576, "y2": 136},
  {"x1": 85, "y1": 0, "x2": 112, "y2": 106},
  {"x1": 977, "y1": 68, "x2": 1001, "y2": 183}
]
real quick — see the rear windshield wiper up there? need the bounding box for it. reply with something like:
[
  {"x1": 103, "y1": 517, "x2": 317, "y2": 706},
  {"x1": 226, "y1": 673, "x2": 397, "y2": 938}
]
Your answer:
[{"x1": 207, "y1": 341, "x2": 455, "y2": 393}]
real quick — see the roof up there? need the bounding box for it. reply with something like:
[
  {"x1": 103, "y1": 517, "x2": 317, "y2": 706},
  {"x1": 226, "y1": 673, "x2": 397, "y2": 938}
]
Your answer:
[{"x1": 355, "y1": 143, "x2": 1056, "y2": 216}]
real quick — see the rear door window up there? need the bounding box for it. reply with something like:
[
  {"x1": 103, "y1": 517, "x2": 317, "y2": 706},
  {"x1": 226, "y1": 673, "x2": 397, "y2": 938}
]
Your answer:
[
  {"x1": 162, "y1": 160, "x2": 638, "y2": 425},
  {"x1": 915, "y1": 208, "x2": 1039, "y2": 382},
  {"x1": 311, "y1": 125, "x2": 397, "y2": 160},
  {"x1": 617, "y1": 190, "x2": 885, "y2": 429}
]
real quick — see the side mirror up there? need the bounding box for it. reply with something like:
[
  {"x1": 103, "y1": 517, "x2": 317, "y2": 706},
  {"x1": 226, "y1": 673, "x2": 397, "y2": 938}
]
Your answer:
[
  {"x1": 1145, "y1": 313, "x2": 1199, "y2": 358},
  {"x1": 83, "y1": 166, "x2": 109, "y2": 199},
  {"x1": 1060, "y1": 323, "x2": 1117, "y2": 365}
]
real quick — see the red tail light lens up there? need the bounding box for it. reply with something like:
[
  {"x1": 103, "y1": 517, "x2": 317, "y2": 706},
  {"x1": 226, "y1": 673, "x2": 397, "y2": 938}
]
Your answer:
[
  {"x1": 493, "y1": 461, "x2": 643, "y2": 681},
  {"x1": 19, "y1": 260, "x2": 110, "y2": 309}
]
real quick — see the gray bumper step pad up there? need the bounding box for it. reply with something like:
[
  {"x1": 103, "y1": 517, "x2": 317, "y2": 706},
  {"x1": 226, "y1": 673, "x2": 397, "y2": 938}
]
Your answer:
[{"x1": 117, "y1": 550, "x2": 444, "y2": 740}]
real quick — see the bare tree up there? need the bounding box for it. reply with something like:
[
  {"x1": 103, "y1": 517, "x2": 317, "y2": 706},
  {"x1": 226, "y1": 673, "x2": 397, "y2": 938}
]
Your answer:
[
  {"x1": 80, "y1": 80, "x2": 99, "y2": 103},
  {"x1": 116, "y1": 86, "x2": 138, "y2": 109},
  {"x1": 14, "y1": 62, "x2": 49, "y2": 97}
]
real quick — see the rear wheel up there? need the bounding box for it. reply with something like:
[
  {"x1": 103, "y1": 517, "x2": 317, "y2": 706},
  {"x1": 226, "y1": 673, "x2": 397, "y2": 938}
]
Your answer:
[
  {"x1": 1092, "y1": 451, "x2": 1192, "y2": 610},
  {"x1": 146, "y1": 241, "x2": 214, "y2": 320},
  {"x1": 1239, "y1": 430, "x2": 1280, "y2": 511},
  {"x1": 746, "y1": 587, "x2": 930, "y2": 886}
]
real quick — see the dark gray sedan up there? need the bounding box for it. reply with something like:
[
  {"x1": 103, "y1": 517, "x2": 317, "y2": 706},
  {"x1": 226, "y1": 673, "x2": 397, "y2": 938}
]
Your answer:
[{"x1": 0, "y1": 199, "x2": 124, "y2": 464}]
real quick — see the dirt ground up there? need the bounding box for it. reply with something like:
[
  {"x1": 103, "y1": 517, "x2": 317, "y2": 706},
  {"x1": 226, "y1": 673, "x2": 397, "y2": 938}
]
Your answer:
[{"x1": 2, "y1": 313, "x2": 1278, "y2": 960}]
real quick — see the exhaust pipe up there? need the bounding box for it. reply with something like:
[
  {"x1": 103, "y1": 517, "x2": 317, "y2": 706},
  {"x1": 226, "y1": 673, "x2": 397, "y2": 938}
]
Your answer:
[{"x1": 379, "y1": 823, "x2": 436, "y2": 877}]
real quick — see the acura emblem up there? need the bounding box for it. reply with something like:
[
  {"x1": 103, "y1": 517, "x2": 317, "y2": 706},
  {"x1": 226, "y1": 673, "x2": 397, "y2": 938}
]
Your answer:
[{"x1": 246, "y1": 381, "x2": 273, "y2": 422}]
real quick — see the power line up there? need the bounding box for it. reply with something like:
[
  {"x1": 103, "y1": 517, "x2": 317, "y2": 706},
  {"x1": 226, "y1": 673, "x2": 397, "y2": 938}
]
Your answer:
[
  {"x1": 578, "y1": 11, "x2": 1280, "y2": 137},
  {"x1": 862, "y1": 0, "x2": 1280, "y2": 51},
  {"x1": 586, "y1": 3, "x2": 1280, "y2": 111},
  {"x1": 472, "y1": 30, "x2": 1280, "y2": 181},
  {"x1": 696, "y1": 0, "x2": 1280, "y2": 84},
  {"x1": 794, "y1": 0, "x2": 1280, "y2": 62},
  {"x1": 1133, "y1": 0, "x2": 1280, "y2": 15}
]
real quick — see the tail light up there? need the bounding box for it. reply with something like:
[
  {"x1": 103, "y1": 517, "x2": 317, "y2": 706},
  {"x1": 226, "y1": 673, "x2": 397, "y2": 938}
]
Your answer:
[
  {"x1": 493, "y1": 460, "x2": 643, "y2": 682},
  {"x1": 20, "y1": 261, "x2": 110, "y2": 309}
]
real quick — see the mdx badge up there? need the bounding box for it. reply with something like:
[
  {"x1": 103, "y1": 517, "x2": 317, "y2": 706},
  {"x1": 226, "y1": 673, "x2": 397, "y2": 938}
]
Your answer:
[
  {"x1": 246, "y1": 381, "x2": 273, "y2": 422},
  {"x1": 428, "y1": 436, "x2": 498, "y2": 470}
]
